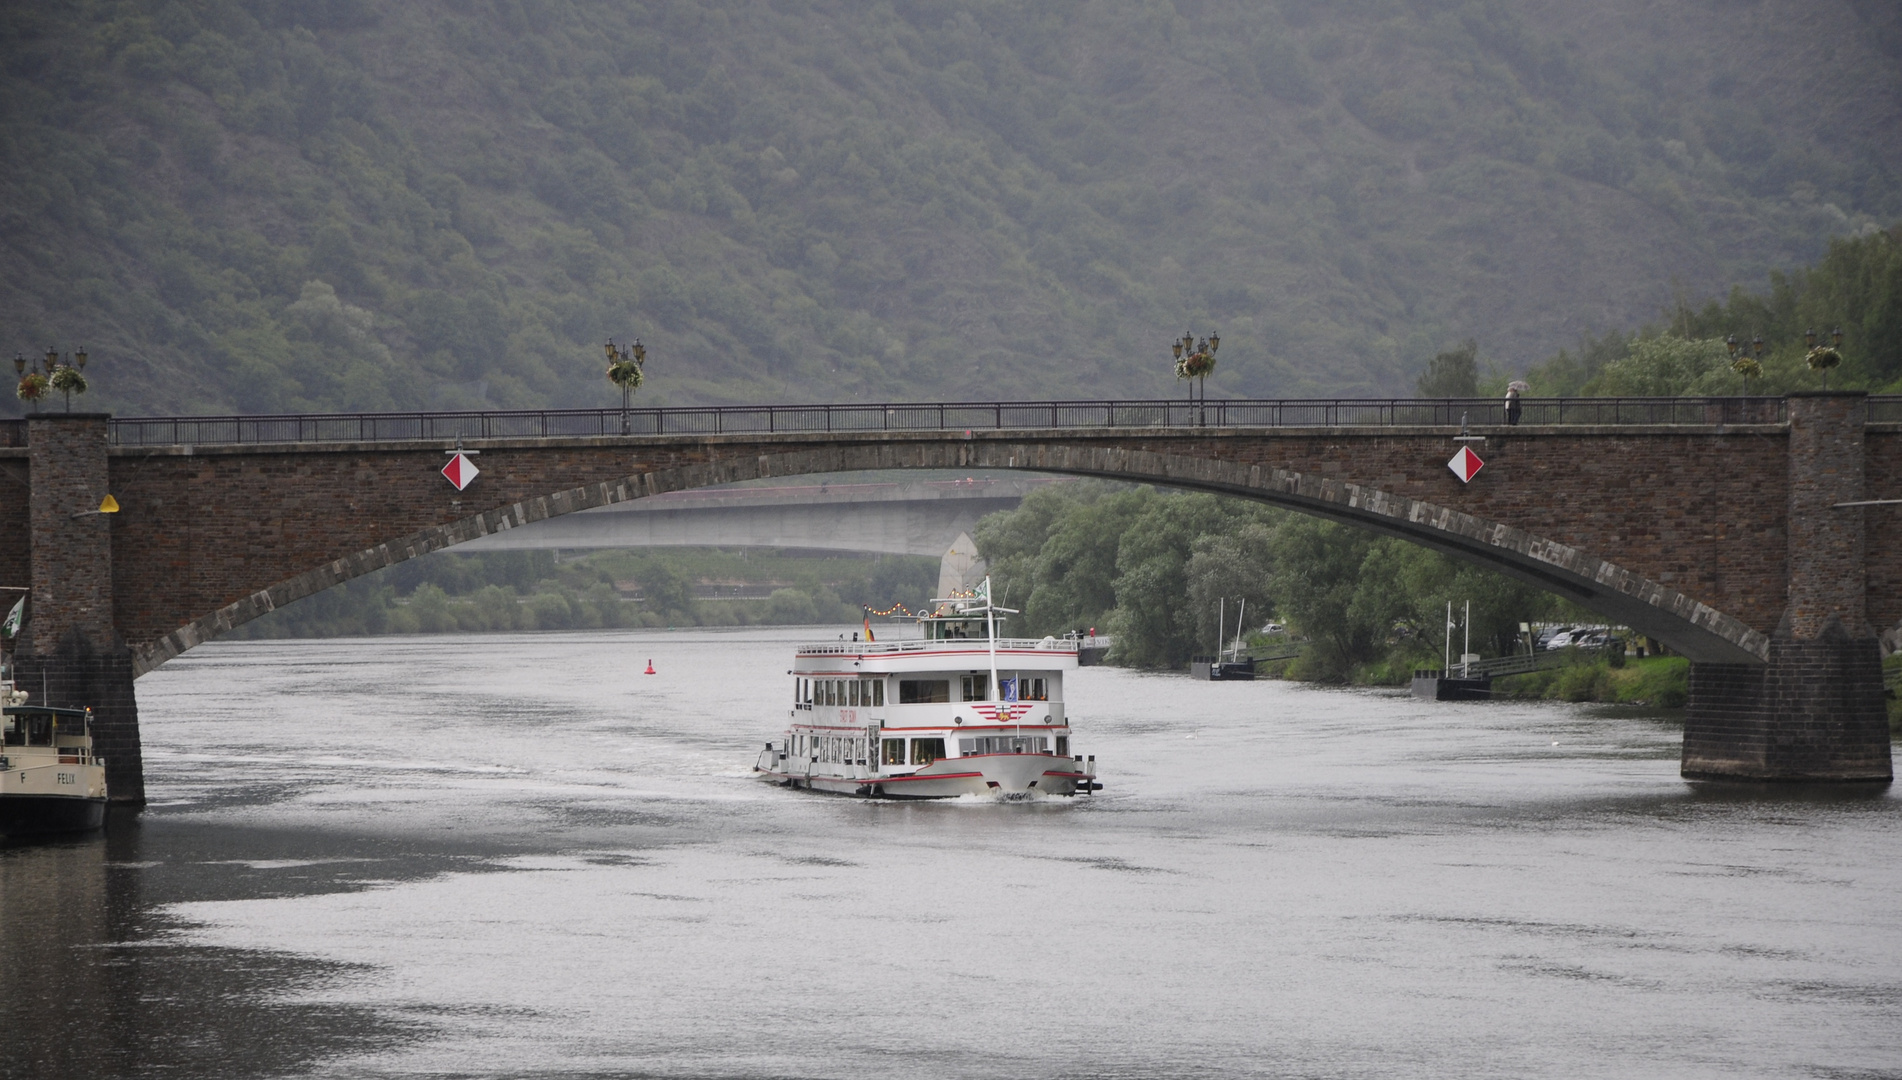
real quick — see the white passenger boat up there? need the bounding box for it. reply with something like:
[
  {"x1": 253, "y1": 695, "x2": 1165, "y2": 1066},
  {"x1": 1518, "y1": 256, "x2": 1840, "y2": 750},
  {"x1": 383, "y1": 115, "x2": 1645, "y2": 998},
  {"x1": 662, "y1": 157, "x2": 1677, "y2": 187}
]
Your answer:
[
  {"x1": 755, "y1": 579, "x2": 1098, "y2": 798},
  {"x1": 0, "y1": 679, "x2": 108, "y2": 836}
]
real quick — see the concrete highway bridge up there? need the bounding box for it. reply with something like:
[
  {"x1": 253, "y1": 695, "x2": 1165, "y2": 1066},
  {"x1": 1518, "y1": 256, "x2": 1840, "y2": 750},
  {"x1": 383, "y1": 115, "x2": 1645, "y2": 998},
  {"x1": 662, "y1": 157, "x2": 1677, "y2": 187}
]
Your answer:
[
  {"x1": 2, "y1": 393, "x2": 1894, "y2": 803},
  {"x1": 452, "y1": 474, "x2": 1067, "y2": 558}
]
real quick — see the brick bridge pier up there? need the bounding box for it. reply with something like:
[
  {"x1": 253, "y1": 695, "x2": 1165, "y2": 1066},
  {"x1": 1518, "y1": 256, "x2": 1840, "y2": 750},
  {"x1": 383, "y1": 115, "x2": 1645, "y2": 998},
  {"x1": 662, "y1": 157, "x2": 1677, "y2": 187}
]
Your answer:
[{"x1": 3, "y1": 394, "x2": 1892, "y2": 804}]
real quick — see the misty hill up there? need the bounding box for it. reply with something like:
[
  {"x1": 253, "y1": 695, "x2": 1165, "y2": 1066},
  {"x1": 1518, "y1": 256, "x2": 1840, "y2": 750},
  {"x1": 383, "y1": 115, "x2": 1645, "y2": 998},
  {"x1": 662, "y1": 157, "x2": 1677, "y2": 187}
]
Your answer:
[{"x1": 2, "y1": 0, "x2": 1898, "y2": 415}]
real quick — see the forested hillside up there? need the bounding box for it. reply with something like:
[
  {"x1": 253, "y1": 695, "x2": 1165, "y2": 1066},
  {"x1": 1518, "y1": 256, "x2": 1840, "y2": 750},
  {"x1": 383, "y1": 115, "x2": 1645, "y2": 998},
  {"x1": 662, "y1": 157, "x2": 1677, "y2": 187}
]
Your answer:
[{"x1": 2, "y1": 0, "x2": 1898, "y2": 415}]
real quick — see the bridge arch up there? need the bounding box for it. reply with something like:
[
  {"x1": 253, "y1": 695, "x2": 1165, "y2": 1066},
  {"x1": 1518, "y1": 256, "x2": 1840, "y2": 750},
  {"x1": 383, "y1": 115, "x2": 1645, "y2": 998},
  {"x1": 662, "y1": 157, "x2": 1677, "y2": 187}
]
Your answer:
[{"x1": 134, "y1": 442, "x2": 1769, "y2": 676}]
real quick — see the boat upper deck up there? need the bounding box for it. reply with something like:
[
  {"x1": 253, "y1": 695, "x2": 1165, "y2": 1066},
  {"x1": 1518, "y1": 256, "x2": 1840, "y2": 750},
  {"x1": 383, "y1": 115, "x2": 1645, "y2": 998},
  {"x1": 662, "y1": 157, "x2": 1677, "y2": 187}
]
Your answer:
[{"x1": 795, "y1": 635, "x2": 1080, "y2": 673}]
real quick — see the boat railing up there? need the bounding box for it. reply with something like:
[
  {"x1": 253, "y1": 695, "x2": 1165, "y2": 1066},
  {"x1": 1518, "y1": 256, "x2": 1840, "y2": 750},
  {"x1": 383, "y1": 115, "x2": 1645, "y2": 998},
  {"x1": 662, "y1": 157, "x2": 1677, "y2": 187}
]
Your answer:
[{"x1": 800, "y1": 637, "x2": 1078, "y2": 656}]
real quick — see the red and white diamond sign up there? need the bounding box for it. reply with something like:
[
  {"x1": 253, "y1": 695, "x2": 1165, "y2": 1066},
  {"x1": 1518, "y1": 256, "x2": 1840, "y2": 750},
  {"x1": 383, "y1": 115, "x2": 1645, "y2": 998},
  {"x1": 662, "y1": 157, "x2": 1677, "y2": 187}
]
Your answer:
[
  {"x1": 442, "y1": 452, "x2": 480, "y2": 491},
  {"x1": 1447, "y1": 445, "x2": 1485, "y2": 483}
]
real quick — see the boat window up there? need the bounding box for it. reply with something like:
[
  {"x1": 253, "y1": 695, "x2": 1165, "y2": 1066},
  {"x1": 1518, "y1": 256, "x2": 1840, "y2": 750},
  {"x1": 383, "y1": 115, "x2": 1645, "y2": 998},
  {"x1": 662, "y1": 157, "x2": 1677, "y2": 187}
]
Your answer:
[
  {"x1": 960, "y1": 674, "x2": 989, "y2": 701},
  {"x1": 871, "y1": 681, "x2": 884, "y2": 706},
  {"x1": 849, "y1": 681, "x2": 860, "y2": 707},
  {"x1": 898, "y1": 680, "x2": 949, "y2": 704},
  {"x1": 881, "y1": 738, "x2": 905, "y2": 765},
  {"x1": 820, "y1": 681, "x2": 832, "y2": 706},
  {"x1": 1055, "y1": 736, "x2": 1069, "y2": 756},
  {"x1": 910, "y1": 738, "x2": 944, "y2": 765},
  {"x1": 20, "y1": 713, "x2": 53, "y2": 747},
  {"x1": 1027, "y1": 678, "x2": 1047, "y2": 701},
  {"x1": 956, "y1": 736, "x2": 1049, "y2": 755}
]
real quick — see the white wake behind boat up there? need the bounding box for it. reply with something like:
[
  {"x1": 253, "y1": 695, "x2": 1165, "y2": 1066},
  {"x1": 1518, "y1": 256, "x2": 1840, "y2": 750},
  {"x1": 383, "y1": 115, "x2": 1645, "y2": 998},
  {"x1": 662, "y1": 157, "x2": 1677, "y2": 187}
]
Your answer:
[{"x1": 755, "y1": 579, "x2": 1098, "y2": 798}]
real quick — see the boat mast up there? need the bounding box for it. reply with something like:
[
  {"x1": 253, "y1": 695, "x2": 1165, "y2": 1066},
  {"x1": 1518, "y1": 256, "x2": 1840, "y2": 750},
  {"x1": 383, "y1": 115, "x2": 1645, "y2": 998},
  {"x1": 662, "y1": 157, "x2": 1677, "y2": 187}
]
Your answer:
[
  {"x1": 1463, "y1": 599, "x2": 1471, "y2": 677},
  {"x1": 984, "y1": 574, "x2": 999, "y2": 707},
  {"x1": 1444, "y1": 601, "x2": 1452, "y2": 674},
  {"x1": 1232, "y1": 598, "x2": 1246, "y2": 661}
]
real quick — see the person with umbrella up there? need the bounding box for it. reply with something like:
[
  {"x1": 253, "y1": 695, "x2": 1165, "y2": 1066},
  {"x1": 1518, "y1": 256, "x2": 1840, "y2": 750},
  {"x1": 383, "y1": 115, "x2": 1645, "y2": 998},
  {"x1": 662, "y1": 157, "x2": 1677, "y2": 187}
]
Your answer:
[{"x1": 1504, "y1": 380, "x2": 1529, "y2": 426}]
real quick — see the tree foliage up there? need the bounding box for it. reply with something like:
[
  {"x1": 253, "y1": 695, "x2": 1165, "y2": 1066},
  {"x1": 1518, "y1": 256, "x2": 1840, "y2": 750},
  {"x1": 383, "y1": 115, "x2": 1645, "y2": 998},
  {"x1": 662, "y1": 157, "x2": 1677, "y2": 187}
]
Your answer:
[
  {"x1": 2, "y1": 1, "x2": 1897, "y2": 415},
  {"x1": 1414, "y1": 340, "x2": 1479, "y2": 398},
  {"x1": 1519, "y1": 227, "x2": 1902, "y2": 396},
  {"x1": 975, "y1": 484, "x2": 1562, "y2": 679}
]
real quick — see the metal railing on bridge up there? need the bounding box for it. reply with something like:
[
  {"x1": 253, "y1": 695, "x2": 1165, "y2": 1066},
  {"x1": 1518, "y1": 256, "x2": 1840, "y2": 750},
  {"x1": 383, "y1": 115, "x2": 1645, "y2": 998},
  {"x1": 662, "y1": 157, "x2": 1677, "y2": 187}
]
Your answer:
[{"x1": 0, "y1": 395, "x2": 1889, "y2": 449}]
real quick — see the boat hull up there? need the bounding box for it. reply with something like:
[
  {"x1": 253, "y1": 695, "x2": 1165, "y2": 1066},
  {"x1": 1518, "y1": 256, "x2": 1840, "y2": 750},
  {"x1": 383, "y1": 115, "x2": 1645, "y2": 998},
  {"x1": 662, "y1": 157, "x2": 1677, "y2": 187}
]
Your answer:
[
  {"x1": 759, "y1": 752, "x2": 1095, "y2": 799},
  {"x1": 0, "y1": 794, "x2": 107, "y2": 837}
]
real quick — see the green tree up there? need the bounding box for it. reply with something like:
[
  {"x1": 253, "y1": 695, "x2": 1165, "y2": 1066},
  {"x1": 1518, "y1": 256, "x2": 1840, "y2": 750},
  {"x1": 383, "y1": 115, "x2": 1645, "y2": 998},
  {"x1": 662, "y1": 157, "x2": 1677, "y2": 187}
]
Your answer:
[
  {"x1": 1582, "y1": 335, "x2": 1731, "y2": 396},
  {"x1": 1184, "y1": 522, "x2": 1279, "y2": 648},
  {"x1": 637, "y1": 561, "x2": 697, "y2": 620},
  {"x1": 1415, "y1": 340, "x2": 1480, "y2": 398},
  {"x1": 1108, "y1": 493, "x2": 1266, "y2": 668},
  {"x1": 408, "y1": 583, "x2": 459, "y2": 634},
  {"x1": 1022, "y1": 489, "x2": 1153, "y2": 638},
  {"x1": 1267, "y1": 518, "x2": 1396, "y2": 682}
]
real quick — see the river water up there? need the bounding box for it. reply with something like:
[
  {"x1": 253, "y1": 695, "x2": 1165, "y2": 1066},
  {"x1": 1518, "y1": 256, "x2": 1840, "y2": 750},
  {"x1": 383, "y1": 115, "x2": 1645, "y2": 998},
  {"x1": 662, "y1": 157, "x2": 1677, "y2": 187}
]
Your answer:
[{"x1": 3, "y1": 627, "x2": 1898, "y2": 1079}]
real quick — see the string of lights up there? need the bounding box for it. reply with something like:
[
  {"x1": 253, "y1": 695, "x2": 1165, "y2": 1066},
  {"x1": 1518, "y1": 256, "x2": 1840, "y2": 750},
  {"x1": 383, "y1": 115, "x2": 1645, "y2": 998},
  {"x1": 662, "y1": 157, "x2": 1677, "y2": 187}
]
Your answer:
[{"x1": 865, "y1": 586, "x2": 986, "y2": 619}]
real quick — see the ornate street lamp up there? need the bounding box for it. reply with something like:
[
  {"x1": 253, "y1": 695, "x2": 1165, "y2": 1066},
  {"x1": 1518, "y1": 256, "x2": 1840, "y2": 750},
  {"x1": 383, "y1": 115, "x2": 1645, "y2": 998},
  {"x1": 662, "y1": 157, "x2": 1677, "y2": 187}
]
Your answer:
[
  {"x1": 15, "y1": 347, "x2": 88, "y2": 413},
  {"x1": 604, "y1": 337, "x2": 646, "y2": 434},
  {"x1": 1724, "y1": 333, "x2": 1765, "y2": 395},
  {"x1": 1171, "y1": 330, "x2": 1219, "y2": 425},
  {"x1": 1804, "y1": 326, "x2": 1844, "y2": 390}
]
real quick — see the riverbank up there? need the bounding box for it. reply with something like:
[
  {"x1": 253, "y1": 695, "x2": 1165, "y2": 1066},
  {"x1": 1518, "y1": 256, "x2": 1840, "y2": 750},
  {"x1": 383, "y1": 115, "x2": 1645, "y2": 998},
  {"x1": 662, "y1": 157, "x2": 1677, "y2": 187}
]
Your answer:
[
  {"x1": 1256, "y1": 647, "x2": 1690, "y2": 709},
  {"x1": 1492, "y1": 653, "x2": 1690, "y2": 708}
]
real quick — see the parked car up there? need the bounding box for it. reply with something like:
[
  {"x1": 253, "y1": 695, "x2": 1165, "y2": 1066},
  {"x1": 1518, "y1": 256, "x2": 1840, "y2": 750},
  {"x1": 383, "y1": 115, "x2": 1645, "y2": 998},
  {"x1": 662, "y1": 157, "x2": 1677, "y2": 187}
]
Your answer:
[
  {"x1": 1529, "y1": 623, "x2": 1574, "y2": 650},
  {"x1": 1571, "y1": 630, "x2": 1613, "y2": 650},
  {"x1": 1260, "y1": 622, "x2": 1286, "y2": 635},
  {"x1": 1540, "y1": 627, "x2": 1578, "y2": 650}
]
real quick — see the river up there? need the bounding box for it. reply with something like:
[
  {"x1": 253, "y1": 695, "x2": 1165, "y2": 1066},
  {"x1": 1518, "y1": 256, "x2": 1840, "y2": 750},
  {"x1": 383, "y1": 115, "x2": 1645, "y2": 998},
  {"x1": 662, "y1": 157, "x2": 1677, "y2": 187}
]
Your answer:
[{"x1": 3, "y1": 627, "x2": 1897, "y2": 1079}]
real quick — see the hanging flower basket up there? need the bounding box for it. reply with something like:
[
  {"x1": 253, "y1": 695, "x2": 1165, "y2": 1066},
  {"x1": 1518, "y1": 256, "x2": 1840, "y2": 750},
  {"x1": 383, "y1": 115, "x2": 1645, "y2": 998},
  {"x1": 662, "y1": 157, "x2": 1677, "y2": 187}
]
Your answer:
[
  {"x1": 1731, "y1": 355, "x2": 1762, "y2": 380},
  {"x1": 16, "y1": 372, "x2": 48, "y2": 403},
  {"x1": 1805, "y1": 346, "x2": 1842, "y2": 372},
  {"x1": 607, "y1": 359, "x2": 644, "y2": 390},
  {"x1": 1175, "y1": 351, "x2": 1216, "y2": 380},
  {"x1": 50, "y1": 366, "x2": 87, "y2": 397}
]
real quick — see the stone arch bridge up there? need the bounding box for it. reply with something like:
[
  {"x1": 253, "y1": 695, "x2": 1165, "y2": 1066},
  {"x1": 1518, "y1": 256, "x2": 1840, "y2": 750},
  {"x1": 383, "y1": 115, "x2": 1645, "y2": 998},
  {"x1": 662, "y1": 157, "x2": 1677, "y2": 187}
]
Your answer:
[{"x1": 4, "y1": 394, "x2": 1894, "y2": 804}]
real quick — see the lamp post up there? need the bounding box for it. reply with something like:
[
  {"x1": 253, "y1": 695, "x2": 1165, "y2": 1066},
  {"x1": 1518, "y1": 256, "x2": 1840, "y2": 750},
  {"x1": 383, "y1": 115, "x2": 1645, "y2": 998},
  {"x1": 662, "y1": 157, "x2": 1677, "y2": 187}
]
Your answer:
[
  {"x1": 604, "y1": 338, "x2": 645, "y2": 435},
  {"x1": 1724, "y1": 333, "x2": 1765, "y2": 395},
  {"x1": 1804, "y1": 326, "x2": 1844, "y2": 390},
  {"x1": 1171, "y1": 330, "x2": 1219, "y2": 426},
  {"x1": 14, "y1": 347, "x2": 87, "y2": 413}
]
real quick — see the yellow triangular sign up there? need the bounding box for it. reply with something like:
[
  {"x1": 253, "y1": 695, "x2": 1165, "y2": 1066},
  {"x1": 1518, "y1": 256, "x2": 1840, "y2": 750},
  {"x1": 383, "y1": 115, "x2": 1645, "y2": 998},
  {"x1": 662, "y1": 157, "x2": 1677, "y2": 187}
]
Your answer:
[{"x1": 98, "y1": 494, "x2": 119, "y2": 513}]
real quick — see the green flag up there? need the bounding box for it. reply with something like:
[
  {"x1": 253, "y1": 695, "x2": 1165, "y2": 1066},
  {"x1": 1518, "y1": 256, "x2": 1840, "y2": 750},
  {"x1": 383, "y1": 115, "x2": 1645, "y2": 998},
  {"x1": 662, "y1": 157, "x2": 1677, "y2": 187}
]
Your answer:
[{"x1": 2, "y1": 596, "x2": 22, "y2": 637}]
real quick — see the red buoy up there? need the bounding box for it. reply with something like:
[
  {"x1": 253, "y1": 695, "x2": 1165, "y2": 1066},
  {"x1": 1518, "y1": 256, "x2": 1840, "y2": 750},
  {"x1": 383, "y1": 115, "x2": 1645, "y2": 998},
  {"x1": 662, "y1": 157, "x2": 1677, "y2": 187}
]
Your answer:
[{"x1": 644, "y1": 660, "x2": 656, "y2": 675}]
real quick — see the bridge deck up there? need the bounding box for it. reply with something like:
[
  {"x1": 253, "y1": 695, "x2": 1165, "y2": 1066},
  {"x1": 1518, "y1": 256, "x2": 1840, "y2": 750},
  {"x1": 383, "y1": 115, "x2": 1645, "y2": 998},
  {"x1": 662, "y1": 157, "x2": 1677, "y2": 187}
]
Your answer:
[{"x1": 11, "y1": 395, "x2": 1892, "y2": 448}]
